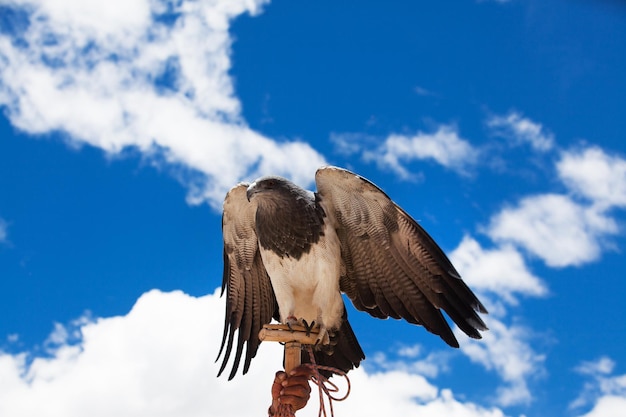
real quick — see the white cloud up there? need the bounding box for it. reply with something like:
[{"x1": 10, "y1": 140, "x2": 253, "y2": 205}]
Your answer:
[
  {"x1": 450, "y1": 235, "x2": 547, "y2": 306},
  {"x1": 368, "y1": 348, "x2": 451, "y2": 379},
  {"x1": 571, "y1": 357, "x2": 626, "y2": 417},
  {"x1": 486, "y1": 111, "x2": 554, "y2": 152},
  {"x1": 0, "y1": 289, "x2": 508, "y2": 417},
  {"x1": 398, "y1": 344, "x2": 423, "y2": 359},
  {"x1": 364, "y1": 125, "x2": 479, "y2": 179},
  {"x1": 0, "y1": 0, "x2": 326, "y2": 208},
  {"x1": 330, "y1": 126, "x2": 478, "y2": 180},
  {"x1": 329, "y1": 132, "x2": 374, "y2": 156},
  {"x1": 44, "y1": 323, "x2": 70, "y2": 347},
  {"x1": 576, "y1": 396, "x2": 626, "y2": 417},
  {"x1": 333, "y1": 373, "x2": 506, "y2": 417},
  {"x1": 0, "y1": 289, "x2": 280, "y2": 417},
  {"x1": 487, "y1": 194, "x2": 618, "y2": 267},
  {"x1": 414, "y1": 86, "x2": 440, "y2": 98},
  {"x1": 460, "y1": 318, "x2": 545, "y2": 407},
  {"x1": 478, "y1": 142, "x2": 626, "y2": 268},
  {"x1": 558, "y1": 146, "x2": 626, "y2": 210},
  {"x1": 445, "y1": 168, "x2": 599, "y2": 408},
  {"x1": 0, "y1": 218, "x2": 7, "y2": 243},
  {"x1": 575, "y1": 357, "x2": 616, "y2": 377}
]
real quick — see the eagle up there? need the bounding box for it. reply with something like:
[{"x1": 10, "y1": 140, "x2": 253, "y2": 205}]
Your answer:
[{"x1": 217, "y1": 166, "x2": 487, "y2": 380}]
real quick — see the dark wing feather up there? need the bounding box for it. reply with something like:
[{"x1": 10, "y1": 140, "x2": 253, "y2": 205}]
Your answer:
[
  {"x1": 316, "y1": 167, "x2": 487, "y2": 347},
  {"x1": 217, "y1": 183, "x2": 277, "y2": 379}
]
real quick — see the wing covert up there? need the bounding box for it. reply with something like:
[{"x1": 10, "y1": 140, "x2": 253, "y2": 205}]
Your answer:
[
  {"x1": 217, "y1": 183, "x2": 277, "y2": 379},
  {"x1": 315, "y1": 166, "x2": 487, "y2": 348}
]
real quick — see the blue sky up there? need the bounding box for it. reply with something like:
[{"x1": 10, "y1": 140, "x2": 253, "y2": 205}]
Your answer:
[{"x1": 1, "y1": 1, "x2": 625, "y2": 416}]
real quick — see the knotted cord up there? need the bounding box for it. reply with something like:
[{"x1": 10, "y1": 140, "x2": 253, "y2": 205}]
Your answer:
[
  {"x1": 272, "y1": 345, "x2": 351, "y2": 417},
  {"x1": 305, "y1": 344, "x2": 351, "y2": 417}
]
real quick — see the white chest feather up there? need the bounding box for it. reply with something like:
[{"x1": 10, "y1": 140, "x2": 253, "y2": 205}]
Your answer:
[{"x1": 259, "y1": 221, "x2": 344, "y2": 330}]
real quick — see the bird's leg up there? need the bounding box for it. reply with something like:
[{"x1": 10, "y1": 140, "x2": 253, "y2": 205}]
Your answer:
[{"x1": 315, "y1": 322, "x2": 331, "y2": 347}]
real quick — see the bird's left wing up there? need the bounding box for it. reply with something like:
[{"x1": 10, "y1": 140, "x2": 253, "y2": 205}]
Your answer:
[
  {"x1": 217, "y1": 183, "x2": 277, "y2": 380},
  {"x1": 316, "y1": 166, "x2": 487, "y2": 348}
]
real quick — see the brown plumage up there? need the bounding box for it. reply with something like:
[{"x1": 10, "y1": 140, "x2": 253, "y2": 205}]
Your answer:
[{"x1": 217, "y1": 166, "x2": 488, "y2": 380}]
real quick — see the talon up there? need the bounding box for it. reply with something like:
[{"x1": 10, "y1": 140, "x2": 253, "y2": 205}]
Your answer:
[
  {"x1": 302, "y1": 319, "x2": 316, "y2": 337},
  {"x1": 285, "y1": 316, "x2": 298, "y2": 333},
  {"x1": 315, "y1": 325, "x2": 331, "y2": 347}
]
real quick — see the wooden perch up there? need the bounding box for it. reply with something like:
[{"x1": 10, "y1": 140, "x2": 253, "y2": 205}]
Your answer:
[
  {"x1": 260, "y1": 324, "x2": 350, "y2": 417},
  {"x1": 259, "y1": 324, "x2": 319, "y2": 372}
]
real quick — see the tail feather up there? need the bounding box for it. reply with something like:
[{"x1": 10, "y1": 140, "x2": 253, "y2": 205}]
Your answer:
[{"x1": 301, "y1": 309, "x2": 364, "y2": 378}]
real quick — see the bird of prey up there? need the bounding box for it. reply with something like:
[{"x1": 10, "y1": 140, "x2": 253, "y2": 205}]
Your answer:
[{"x1": 217, "y1": 166, "x2": 487, "y2": 380}]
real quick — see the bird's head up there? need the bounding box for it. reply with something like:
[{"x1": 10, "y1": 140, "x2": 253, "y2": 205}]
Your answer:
[{"x1": 246, "y1": 175, "x2": 292, "y2": 202}]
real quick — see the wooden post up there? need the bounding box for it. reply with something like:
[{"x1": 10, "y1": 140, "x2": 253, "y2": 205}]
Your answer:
[
  {"x1": 284, "y1": 341, "x2": 301, "y2": 373},
  {"x1": 259, "y1": 324, "x2": 319, "y2": 373}
]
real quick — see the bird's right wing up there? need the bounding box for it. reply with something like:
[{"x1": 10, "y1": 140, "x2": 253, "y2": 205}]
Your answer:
[{"x1": 217, "y1": 183, "x2": 277, "y2": 380}]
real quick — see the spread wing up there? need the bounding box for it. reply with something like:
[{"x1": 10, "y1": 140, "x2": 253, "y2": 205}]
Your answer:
[
  {"x1": 217, "y1": 183, "x2": 277, "y2": 380},
  {"x1": 315, "y1": 166, "x2": 487, "y2": 347}
]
